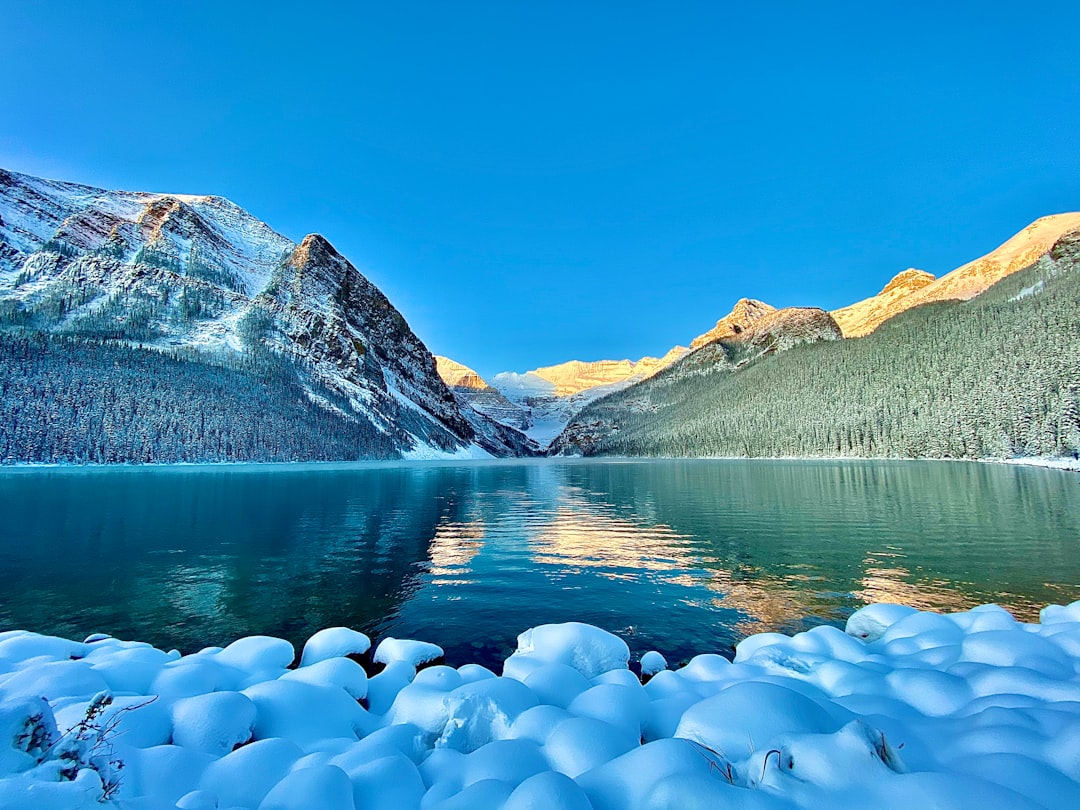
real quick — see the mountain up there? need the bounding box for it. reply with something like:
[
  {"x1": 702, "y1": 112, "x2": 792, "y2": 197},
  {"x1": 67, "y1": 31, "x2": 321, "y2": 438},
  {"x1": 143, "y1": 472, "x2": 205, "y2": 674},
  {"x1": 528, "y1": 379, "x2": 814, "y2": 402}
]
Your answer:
[
  {"x1": 831, "y1": 213, "x2": 1080, "y2": 337},
  {"x1": 688, "y1": 298, "x2": 776, "y2": 349},
  {"x1": 554, "y1": 226, "x2": 1080, "y2": 460},
  {"x1": 0, "y1": 168, "x2": 524, "y2": 462},
  {"x1": 486, "y1": 346, "x2": 688, "y2": 447},
  {"x1": 434, "y1": 356, "x2": 538, "y2": 454}
]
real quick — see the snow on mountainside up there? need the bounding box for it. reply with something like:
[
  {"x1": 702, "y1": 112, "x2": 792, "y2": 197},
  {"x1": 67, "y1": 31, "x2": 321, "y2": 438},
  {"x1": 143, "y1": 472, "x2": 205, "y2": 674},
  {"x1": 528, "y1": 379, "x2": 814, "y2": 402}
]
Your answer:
[
  {"x1": 831, "y1": 213, "x2": 1080, "y2": 337},
  {"x1": 0, "y1": 168, "x2": 522, "y2": 460},
  {"x1": 488, "y1": 347, "x2": 691, "y2": 448},
  {"x1": 434, "y1": 356, "x2": 539, "y2": 450}
]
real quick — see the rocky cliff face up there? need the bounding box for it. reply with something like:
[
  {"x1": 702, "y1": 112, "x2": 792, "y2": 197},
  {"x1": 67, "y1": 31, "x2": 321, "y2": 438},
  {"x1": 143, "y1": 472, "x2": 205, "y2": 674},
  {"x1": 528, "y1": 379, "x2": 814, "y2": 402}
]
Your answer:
[
  {"x1": 619, "y1": 304, "x2": 840, "y2": 381},
  {"x1": 0, "y1": 168, "x2": 517, "y2": 458},
  {"x1": 830, "y1": 214, "x2": 1080, "y2": 337},
  {"x1": 435, "y1": 355, "x2": 534, "y2": 435},
  {"x1": 435, "y1": 356, "x2": 490, "y2": 391},
  {"x1": 689, "y1": 298, "x2": 776, "y2": 349}
]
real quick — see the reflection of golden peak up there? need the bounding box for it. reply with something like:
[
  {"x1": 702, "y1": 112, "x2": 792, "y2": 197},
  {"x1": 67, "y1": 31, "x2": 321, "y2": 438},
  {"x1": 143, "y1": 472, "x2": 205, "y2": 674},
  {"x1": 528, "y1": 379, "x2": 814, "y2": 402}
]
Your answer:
[
  {"x1": 529, "y1": 506, "x2": 691, "y2": 574},
  {"x1": 428, "y1": 520, "x2": 485, "y2": 575}
]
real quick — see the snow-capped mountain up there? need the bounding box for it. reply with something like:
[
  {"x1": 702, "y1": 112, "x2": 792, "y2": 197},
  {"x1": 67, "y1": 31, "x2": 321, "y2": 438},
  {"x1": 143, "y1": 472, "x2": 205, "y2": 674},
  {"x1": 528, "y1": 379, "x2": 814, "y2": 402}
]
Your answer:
[
  {"x1": 484, "y1": 347, "x2": 688, "y2": 447},
  {"x1": 0, "y1": 168, "x2": 524, "y2": 461},
  {"x1": 554, "y1": 224, "x2": 1080, "y2": 459},
  {"x1": 831, "y1": 213, "x2": 1080, "y2": 337}
]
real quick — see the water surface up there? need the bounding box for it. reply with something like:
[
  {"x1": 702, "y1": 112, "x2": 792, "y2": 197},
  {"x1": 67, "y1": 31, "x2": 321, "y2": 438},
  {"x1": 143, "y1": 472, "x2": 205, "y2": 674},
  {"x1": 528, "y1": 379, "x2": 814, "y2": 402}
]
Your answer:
[{"x1": 1, "y1": 459, "x2": 1077, "y2": 669}]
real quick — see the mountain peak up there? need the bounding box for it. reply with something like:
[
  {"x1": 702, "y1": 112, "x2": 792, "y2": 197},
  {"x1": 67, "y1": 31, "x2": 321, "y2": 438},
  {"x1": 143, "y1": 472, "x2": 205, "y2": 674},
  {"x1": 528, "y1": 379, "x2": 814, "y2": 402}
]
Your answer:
[
  {"x1": 832, "y1": 213, "x2": 1080, "y2": 337},
  {"x1": 880, "y1": 268, "x2": 935, "y2": 295},
  {"x1": 435, "y1": 356, "x2": 491, "y2": 391},
  {"x1": 290, "y1": 233, "x2": 339, "y2": 268},
  {"x1": 690, "y1": 298, "x2": 776, "y2": 349}
]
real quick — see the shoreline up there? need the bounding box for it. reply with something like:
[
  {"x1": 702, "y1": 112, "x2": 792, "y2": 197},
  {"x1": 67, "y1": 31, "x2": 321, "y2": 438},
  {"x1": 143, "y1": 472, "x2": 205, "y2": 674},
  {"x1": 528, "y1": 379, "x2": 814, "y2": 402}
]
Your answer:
[
  {"x1": 1, "y1": 602, "x2": 1078, "y2": 808},
  {"x1": 0, "y1": 453, "x2": 1076, "y2": 473}
]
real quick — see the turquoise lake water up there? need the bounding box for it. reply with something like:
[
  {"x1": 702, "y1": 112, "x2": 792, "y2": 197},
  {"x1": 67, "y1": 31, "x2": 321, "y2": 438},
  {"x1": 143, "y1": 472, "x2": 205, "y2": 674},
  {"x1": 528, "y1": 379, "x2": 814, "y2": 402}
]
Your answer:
[{"x1": 0, "y1": 459, "x2": 1077, "y2": 668}]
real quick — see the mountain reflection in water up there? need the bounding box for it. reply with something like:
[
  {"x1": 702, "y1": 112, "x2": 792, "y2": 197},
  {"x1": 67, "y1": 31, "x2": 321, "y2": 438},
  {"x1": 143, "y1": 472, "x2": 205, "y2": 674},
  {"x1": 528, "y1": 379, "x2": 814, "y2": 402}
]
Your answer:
[{"x1": 0, "y1": 459, "x2": 1076, "y2": 670}]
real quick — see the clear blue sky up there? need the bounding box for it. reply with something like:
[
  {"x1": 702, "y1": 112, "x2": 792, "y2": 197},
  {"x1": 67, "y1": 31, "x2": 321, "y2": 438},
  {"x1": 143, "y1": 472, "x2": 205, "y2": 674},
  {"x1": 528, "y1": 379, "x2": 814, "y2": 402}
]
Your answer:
[{"x1": 2, "y1": 2, "x2": 1078, "y2": 379}]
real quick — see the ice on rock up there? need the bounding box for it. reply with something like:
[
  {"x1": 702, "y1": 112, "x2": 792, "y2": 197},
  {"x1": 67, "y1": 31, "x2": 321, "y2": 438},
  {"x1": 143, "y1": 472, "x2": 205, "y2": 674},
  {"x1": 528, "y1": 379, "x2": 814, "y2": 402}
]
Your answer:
[
  {"x1": 508, "y1": 623, "x2": 629, "y2": 681},
  {"x1": 1041, "y1": 600, "x2": 1080, "y2": 625},
  {"x1": 415, "y1": 665, "x2": 465, "y2": 691},
  {"x1": 257, "y1": 764, "x2": 355, "y2": 810},
  {"x1": 436, "y1": 676, "x2": 539, "y2": 753},
  {"x1": 844, "y1": 603, "x2": 918, "y2": 642},
  {"x1": 373, "y1": 637, "x2": 444, "y2": 669},
  {"x1": 300, "y1": 627, "x2": 372, "y2": 667},
  {"x1": 960, "y1": 629, "x2": 1072, "y2": 676},
  {"x1": 947, "y1": 603, "x2": 1019, "y2": 635},
  {"x1": 171, "y1": 691, "x2": 257, "y2": 755},
  {"x1": 674, "y1": 681, "x2": 841, "y2": 757},
  {"x1": 280, "y1": 657, "x2": 369, "y2": 700},
  {"x1": 331, "y1": 723, "x2": 429, "y2": 768},
  {"x1": 883, "y1": 667, "x2": 972, "y2": 717},
  {"x1": 387, "y1": 683, "x2": 455, "y2": 738},
  {"x1": 676, "y1": 653, "x2": 732, "y2": 684},
  {"x1": 639, "y1": 651, "x2": 667, "y2": 677},
  {"x1": 642, "y1": 693, "x2": 700, "y2": 741}
]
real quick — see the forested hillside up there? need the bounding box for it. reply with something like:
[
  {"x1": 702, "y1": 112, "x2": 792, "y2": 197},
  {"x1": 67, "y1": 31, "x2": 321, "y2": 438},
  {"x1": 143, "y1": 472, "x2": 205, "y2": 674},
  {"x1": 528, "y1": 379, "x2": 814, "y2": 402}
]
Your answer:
[
  {"x1": 555, "y1": 231, "x2": 1080, "y2": 460},
  {"x1": 0, "y1": 334, "x2": 399, "y2": 463}
]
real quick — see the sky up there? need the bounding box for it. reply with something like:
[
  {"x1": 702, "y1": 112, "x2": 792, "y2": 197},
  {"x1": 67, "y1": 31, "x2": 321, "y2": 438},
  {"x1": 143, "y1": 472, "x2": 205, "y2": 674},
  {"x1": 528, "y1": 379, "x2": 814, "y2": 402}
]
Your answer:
[{"x1": 2, "y1": 2, "x2": 1078, "y2": 379}]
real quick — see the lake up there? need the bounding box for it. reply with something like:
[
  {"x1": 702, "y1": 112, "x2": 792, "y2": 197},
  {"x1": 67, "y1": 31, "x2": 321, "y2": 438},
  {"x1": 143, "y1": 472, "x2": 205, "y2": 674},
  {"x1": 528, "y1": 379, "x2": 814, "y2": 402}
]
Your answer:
[{"x1": 0, "y1": 459, "x2": 1077, "y2": 669}]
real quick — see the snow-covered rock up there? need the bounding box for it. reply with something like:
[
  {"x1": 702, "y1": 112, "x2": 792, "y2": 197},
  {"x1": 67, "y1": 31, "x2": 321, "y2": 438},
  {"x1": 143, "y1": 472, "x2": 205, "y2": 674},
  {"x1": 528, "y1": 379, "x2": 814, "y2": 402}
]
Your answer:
[
  {"x1": 507, "y1": 623, "x2": 630, "y2": 680},
  {"x1": 300, "y1": 628, "x2": 372, "y2": 667},
  {"x1": 2, "y1": 602, "x2": 1080, "y2": 808}
]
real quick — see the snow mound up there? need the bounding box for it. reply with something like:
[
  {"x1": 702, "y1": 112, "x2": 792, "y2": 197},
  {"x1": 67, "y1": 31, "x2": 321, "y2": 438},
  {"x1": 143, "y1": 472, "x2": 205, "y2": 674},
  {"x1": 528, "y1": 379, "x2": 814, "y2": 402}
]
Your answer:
[
  {"x1": 301, "y1": 627, "x2": 372, "y2": 667},
  {"x1": 2, "y1": 601, "x2": 1080, "y2": 808},
  {"x1": 507, "y1": 622, "x2": 630, "y2": 680},
  {"x1": 373, "y1": 637, "x2": 444, "y2": 668}
]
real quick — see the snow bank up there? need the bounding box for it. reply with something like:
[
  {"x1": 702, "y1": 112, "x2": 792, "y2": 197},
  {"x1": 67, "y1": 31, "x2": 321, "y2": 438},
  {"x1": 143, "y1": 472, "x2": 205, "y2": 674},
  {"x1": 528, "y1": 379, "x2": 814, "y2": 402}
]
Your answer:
[{"x1": 2, "y1": 604, "x2": 1080, "y2": 808}]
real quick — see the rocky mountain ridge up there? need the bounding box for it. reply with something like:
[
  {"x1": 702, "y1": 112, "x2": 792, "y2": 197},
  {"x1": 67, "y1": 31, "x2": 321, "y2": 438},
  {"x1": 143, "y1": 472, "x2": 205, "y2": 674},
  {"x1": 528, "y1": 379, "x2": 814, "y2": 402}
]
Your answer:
[
  {"x1": 831, "y1": 213, "x2": 1080, "y2": 337},
  {"x1": 0, "y1": 168, "x2": 526, "y2": 460}
]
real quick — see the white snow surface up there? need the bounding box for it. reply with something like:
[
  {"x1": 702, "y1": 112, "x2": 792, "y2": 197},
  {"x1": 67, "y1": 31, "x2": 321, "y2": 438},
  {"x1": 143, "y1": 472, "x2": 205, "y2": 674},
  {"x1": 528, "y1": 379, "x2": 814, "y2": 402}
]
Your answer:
[{"x1": 2, "y1": 605, "x2": 1080, "y2": 808}]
